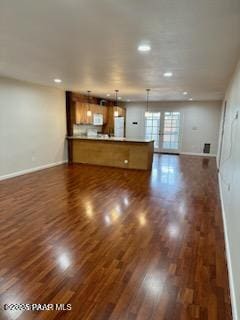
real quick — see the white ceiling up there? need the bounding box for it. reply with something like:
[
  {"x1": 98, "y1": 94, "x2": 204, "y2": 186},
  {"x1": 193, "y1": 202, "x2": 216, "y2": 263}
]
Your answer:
[{"x1": 1, "y1": 0, "x2": 240, "y2": 101}]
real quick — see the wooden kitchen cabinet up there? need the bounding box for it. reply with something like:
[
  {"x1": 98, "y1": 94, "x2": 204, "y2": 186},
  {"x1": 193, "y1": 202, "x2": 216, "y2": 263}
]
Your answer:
[
  {"x1": 102, "y1": 106, "x2": 126, "y2": 135},
  {"x1": 117, "y1": 106, "x2": 126, "y2": 118},
  {"x1": 75, "y1": 102, "x2": 87, "y2": 124},
  {"x1": 75, "y1": 103, "x2": 107, "y2": 124}
]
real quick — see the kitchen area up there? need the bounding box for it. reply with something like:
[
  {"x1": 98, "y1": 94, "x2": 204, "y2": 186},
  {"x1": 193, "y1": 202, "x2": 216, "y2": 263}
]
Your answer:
[{"x1": 66, "y1": 91, "x2": 154, "y2": 170}]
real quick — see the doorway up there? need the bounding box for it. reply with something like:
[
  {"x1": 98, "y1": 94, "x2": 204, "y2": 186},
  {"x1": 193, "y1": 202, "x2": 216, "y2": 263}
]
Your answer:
[{"x1": 145, "y1": 111, "x2": 181, "y2": 153}]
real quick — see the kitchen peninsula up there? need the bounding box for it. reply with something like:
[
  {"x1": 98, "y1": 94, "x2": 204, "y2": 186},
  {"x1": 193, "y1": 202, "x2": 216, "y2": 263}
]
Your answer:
[
  {"x1": 66, "y1": 91, "x2": 154, "y2": 170},
  {"x1": 67, "y1": 136, "x2": 154, "y2": 170}
]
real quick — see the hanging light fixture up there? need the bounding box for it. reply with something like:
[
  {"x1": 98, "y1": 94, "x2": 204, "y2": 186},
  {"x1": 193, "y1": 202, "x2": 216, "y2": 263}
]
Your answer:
[
  {"x1": 145, "y1": 89, "x2": 151, "y2": 117},
  {"x1": 87, "y1": 90, "x2": 92, "y2": 117},
  {"x1": 114, "y1": 90, "x2": 119, "y2": 117}
]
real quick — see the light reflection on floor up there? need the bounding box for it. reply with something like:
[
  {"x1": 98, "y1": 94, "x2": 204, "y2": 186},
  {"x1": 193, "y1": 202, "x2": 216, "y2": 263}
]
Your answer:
[
  {"x1": 150, "y1": 155, "x2": 183, "y2": 202},
  {"x1": 151, "y1": 154, "x2": 180, "y2": 186}
]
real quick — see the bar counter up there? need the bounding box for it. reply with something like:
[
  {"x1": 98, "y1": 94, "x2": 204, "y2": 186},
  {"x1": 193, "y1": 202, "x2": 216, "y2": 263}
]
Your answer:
[{"x1": 67, "y1": 136, "x2": 154, "y2": 170}]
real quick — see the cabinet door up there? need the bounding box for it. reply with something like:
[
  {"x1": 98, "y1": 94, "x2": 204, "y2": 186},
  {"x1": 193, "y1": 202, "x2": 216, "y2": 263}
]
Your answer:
[
  {"x1": 75, "y1": 102, "x2": 110, "y2": 125},
  {"x1": 121, "y1": 107, "x2": 126, "y2": 118},
  {"x1": 75, "y1": 102, "x2": 85, "y2": 124},
  {"x1": 115, "y1": 107, "x2": 126, "y2": 117},
  {"x1": 118, "y1": 107, "x2": 123, "y2": 117},
  {"x1": 92, "y1": 105, "x2": 107, "y2": 124},
  {"x1": 76, "y1": 102, "x2": 93, "y2": 124}
]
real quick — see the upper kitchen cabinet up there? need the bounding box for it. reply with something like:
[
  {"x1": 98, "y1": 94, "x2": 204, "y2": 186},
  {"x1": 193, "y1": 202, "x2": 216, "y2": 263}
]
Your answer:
[
  {"x1": 75, "y1": 102, "x2": 108, "y2": 124},
  {"x1": 66, "y1": 91, "x2": 126, "y2": 136},
  {"x1": 102, "y1": 105, "x2": 126, "y2": 135},
  {"x1": 116, "y1": 106, "x2": 126, "y2": 118}
]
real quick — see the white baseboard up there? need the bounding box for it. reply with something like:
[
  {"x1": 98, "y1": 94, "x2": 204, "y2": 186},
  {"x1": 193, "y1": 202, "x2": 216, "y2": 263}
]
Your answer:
[
  {"x1": 180, "y1": 152, "x2": 216, "y2": 157},
  {"x1": 218, "y1": 174, "x2": 238, "y2": 320},
  {"x1": 0, "y1": 160, "x2": 68, "y2": 181}
]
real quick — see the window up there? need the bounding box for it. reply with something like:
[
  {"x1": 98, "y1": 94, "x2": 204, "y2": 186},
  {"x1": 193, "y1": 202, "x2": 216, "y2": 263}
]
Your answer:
[
  {"x1": 144, "y1": 112, "x2": 160, "y2": 148},
  {"x1": 162, "y1": 112, "x2": 180, "y2": 150}
]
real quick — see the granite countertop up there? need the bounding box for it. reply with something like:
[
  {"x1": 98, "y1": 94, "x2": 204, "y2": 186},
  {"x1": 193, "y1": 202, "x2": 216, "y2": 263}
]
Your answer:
[{"x1": 67, "y1": 136, "x2": 154, "y2": 143}]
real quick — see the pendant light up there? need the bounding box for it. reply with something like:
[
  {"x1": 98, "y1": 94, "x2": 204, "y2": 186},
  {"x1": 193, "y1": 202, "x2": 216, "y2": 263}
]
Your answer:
[
  {"x1": 87, "y1": 90, "x2": 92, "y2": 117},
  {"x1": 114, "y1": 90, "x2": 119, "y2": 117},
  {"x1": 145, "y1": 89, "x2": 151, "y2": 117}
]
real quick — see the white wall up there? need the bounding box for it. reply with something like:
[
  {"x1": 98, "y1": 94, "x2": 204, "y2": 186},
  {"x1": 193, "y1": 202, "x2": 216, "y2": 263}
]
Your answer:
[
  {"x1": 218, "y1": 60, "x2": 240, "y2": 320},
  {"x1": 126, "y1": 101, "x2": 222, "y2": 155},
  {"x1": 0, "y1": 77, "x2": 67, "y2": 179}
]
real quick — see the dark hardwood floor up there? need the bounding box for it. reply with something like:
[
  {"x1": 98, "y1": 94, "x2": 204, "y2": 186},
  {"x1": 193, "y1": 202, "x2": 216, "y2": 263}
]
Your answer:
[{"x1": 0, "y1": 155, "x2": 231, "y2": 320}]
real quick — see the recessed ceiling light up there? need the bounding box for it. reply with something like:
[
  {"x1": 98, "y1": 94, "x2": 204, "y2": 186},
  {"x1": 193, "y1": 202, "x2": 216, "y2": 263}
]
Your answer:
[
  {"x1": 189, "y1": 98, "x2": 193, "y2": 101},
  {"x1": 106, "y1": 94, "x2": 111, "y2": 97},
  {"x1": 163, "y1": 72, "x2": 173, "y2": 77},
  {"x1": 127, "y1": 99, "x2": 131, "y2": 102},
  {"x1": 183, "y1": 91, "x2": 188, "y2": 95},
  {"x1": 118, "y1": 97, "x2": 122, "y2": 100},
  {"x1": 54, "y1": 78, "x2": 62, "y2": 83},
  {"x1": 138, "y1": 44, "x2": 151, "y2": 52}
]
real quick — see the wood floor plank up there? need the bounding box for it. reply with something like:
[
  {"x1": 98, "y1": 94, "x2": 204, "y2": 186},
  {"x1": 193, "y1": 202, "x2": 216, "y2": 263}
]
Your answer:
[{"x1": 0, "y1": 155, "x2": 232, "y2": 319}]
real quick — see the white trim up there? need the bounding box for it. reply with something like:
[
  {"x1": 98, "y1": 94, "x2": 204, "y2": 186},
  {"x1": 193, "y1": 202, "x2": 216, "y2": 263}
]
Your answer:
[
  {"x1": 0, "y1": 161, "x2": 67, "y2": 181},
  {"x1": 180, "y1": 152, "x2": 216, "y2": 157},
  {"x1": 218, "y1": 174, "x2": 238, "y2": 320}
]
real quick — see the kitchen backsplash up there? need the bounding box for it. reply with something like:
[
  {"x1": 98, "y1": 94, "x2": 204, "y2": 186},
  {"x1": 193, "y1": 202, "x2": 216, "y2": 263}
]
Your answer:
[{"x1": 73, "y1": 124, "x2": 103, "y2": 136}]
